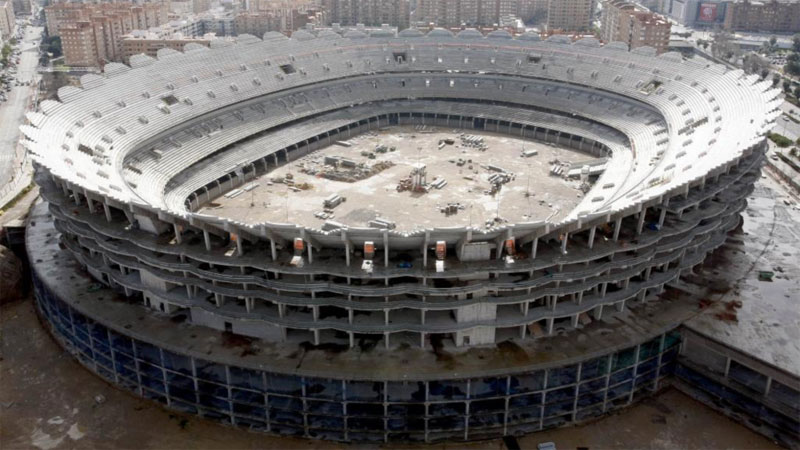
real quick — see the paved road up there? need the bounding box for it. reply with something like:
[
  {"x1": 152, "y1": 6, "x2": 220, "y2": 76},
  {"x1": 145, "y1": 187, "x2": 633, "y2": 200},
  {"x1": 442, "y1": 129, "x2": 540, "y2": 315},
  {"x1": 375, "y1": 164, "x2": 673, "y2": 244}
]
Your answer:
[{"x1": 0, "y1": 25, "x2": 42, "y2": 188}]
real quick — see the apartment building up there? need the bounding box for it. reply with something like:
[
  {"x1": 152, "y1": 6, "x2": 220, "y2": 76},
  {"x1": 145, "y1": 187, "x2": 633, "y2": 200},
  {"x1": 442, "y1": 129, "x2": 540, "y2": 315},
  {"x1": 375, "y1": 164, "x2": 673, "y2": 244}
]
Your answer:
[
  {"x1": 47, "y1": 2, "x2": 169, "y2": 67},
  {"x1": 415, "y1": 0, "x2": 539, "y2": 27},
  {"x1": 601, "y1": 0, "x2": 671, "y2": 53},
  {"x1": 723, "y1": 0, "x2": 800, "y2": 33},
  {"x1": 546, "y1": 0, "x2": 595, "y2": 31},
  {"x1": 46, "y1": 2, "x2": 168, "y2": 37},
  {"x1": 0, "y1": 1, "x2": 14, "y2": 39},
  {"x1": 322, "y1": 0, "x2": 410, "y2": 29}
]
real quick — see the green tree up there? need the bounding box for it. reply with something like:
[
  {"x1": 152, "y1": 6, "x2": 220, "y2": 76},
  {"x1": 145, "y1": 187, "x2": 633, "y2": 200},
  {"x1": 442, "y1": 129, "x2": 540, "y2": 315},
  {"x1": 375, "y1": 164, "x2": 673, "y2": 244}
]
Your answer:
[{"x1": 794, "y1": 33, "x2": 800, "y2": 53}]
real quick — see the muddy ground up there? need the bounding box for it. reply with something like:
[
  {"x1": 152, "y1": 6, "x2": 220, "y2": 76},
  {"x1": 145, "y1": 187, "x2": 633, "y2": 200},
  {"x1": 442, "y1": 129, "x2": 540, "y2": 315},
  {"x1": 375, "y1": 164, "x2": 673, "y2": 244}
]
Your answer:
[{"x1": 1, "y1": 296, "x2": 779, "y2": 450}]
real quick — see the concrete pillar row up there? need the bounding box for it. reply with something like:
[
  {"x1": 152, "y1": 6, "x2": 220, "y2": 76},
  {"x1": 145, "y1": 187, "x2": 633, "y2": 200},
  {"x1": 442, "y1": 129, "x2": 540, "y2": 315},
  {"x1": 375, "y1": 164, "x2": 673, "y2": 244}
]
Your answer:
[{"x1": 613, "y1": 216, "x2": 622, "y2": 241}]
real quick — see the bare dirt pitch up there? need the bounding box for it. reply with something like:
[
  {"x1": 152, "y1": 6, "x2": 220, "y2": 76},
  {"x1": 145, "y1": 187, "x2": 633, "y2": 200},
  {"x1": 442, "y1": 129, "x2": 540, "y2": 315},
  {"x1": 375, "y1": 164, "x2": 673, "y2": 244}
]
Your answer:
[{"x1": 201, "y1": 126, "x2": 595, "y2": 231}]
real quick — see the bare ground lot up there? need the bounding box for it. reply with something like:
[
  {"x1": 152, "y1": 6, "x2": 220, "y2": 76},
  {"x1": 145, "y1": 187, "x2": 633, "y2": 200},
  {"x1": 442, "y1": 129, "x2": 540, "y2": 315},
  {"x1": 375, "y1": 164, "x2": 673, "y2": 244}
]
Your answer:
[
  {"x1": 200, "y1": 127, "x2": 593, "y2": 231},
  {"x1": 0, "y1": 296, "x2": 779, "y2": 450}
]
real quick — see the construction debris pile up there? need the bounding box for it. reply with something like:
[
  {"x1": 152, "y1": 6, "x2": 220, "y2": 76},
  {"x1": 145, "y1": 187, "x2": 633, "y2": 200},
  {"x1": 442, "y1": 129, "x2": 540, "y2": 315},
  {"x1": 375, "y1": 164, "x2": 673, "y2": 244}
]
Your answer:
[
  {"x1": 296, "y1": 154, "x2": 395, "y2": 183},
  {"x1": 440, "y1": 202, "x2": 465, "y2": 216},
  {"x1": 269, "y1": 173, "x2": 313, "y2": 192},
  {"x1": 459, "y1": 134, "x2": 487, "y2": 151}
]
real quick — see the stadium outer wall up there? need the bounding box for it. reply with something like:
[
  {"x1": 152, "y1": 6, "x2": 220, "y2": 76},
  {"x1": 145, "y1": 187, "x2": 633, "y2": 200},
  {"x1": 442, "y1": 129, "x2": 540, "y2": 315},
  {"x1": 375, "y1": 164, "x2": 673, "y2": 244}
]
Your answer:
[{"x1": 26, "y1": 144, "x2": 762, "y2": 444}]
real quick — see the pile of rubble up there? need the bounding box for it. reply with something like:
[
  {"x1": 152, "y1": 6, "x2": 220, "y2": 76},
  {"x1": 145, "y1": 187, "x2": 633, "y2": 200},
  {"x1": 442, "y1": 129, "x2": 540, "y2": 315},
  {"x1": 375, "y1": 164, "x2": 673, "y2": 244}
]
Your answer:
[{"x1": 297, "y1": 155, "x2": 395, "y2": 183}]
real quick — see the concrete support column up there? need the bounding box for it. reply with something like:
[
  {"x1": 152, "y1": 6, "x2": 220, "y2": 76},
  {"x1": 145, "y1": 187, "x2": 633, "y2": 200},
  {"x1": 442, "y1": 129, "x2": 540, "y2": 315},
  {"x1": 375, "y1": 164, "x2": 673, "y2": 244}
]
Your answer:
[
  {"x1": 235, "y1": 235, "x2": 243, "y2": 256},
  {"x1": 203, "y1": 230, "x2": 211, "y2": 252},
  {"x1": 215, "y1": 293, "x2": 223, "y2": 307},
  {"x1": 349, "y1": 332, "x2": 355, "y2": 348},
  {"x1": 348, "y1": 308, "x2": 353, "y2": 324},
  {"x1": 101, "y1": 202, "x2": 112, "y2": 222},
  {"x1": 593, "y1": 305, "x2": 603, "y2": 320},
  {"x1": 312, "y1": 305, "x2": 319, "y2": 321},
  {"x1": 383, "y1": 231, "x2": 389, "y2": 267},
  {"x1": 174, "y1": 224, "x2": 182, "y2": 244},
  {"x1": 278, "y1": 303, "x2": 285, "y2": 318},
  {"x1": 531, "y1": 237, "x2": 538, "y2": 259},
  {"x1": 588, "y1": 226, "x2": 596, "y2": 249},
  {"x1": 313, "y1": 329, "x2": 320, "y2": 345},
  {"x1": 245, "y1": 298, "x2": 253, "y2": 313},
  {"x1": 601, "y1": 283, "x2": 607, "y2": 297},
  {"x1": 269, "y1": 238, "x2": 277, "y2": 261},
  {"x1": 615, "y1": 300, "x2": 625, "y2": 312},
  {"x1": 307, "y1": 243, "x2": 313, "y2": 264},
  {"x1": 637, "y1": 208, "x2": 647, "y2": 235},
  {"x1": 571, "y1": 314, "x2": 579, "y2": 328},
  {"x1": 658, "y1": 208, "x2": 667, "y2": 228},
  {"x1": 384, "y1": 332, "x2": 390, "y2": 349},
  {"x1": 384, "y1": 309, "x2": 389, "y2": 325},
  {"x1": 421, "y1": 309, "x2": 426, "y2": 325},
  {"x1": 561, "y1": 233, "x2": 568, "y2": 255},
  {"x1": 613, "y1": 217, "x2": 622, "y2": 241},
  {"x1": 577, "y1": 291, "x2": 584, "y2": 304},
  {"x1": 546, "y1": 317, "x2": 554, "y2": 335}
]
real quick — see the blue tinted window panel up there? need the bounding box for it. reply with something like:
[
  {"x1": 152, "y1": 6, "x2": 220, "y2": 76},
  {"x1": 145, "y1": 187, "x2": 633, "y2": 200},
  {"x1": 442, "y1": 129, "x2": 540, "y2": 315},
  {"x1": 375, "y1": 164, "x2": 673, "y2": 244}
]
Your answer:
[
  {"x1": 609, "y1": 367, "x2": 634, "y2": 385},
  {"x1": 162, "y1": 350, "x2": 192, "y2": 375},
  {"x1": 429, "y1": 402, "x2": 466, "y2": 416},
  {"x1": 468, "y1": 412, "x2": 504, "y2": 429},
  {"x1": 198, "y1": 380, "x2": 228, "y2": 398},
  {"x1": 387, "y1": 381, "x2": 426, "y2": 402},
  {"x1": 195, "y1": 359, "x2": 227, "y2": 383},
  {"x1": 347, "y1": 417, "x2": 384, "y2": 431},
  {"x1": 110, "y1": 331, "x2": 134, "y2": 355},
  {"x1": 545, "y1": 386, "x2": 575, "y2": 404},
  {"x1": 345, "y1": 380, "x2": 384, "y2": 401},
  {"x1": 581, "y1": 356, "x2": 610, "y2": 380},
  {"x1": 269, "y1": 395, "x2": 303, "y2": 411},
  {"x1": 233, "y1": 402, "x2": 265, "y2": 417},
  {"x1": 307, "y1": 399, "x2": 343, "y2": 416},
  {"x1": 134, "y1": 340, "x2": 161, "y2": 365},
  {"x1": 547, "y1": 365, "x2": 578, "y2": 388},
  {"x1": 470, "y1": 377, "x2": 507, "y2": 398},
  {"x1": 507, "y1": 406, "x2": 541, "y2": 424},
  {"x1": 428, "y1": 380, "x2": 468, "y2": 401},
  {"x1": 199, "y1": 394, "x2": 230, "y2": 411},
  {"x1": 577, "y1": 391, "x2": 605, "y2": 408},
  {"x1": 308, "y1": 414, "x2": 344, "y2": 430},
  {"x1": 304, "y1": 377, "x2": 342, "y2": 400},
  {"x1": 509, "y1": 392, "x2": 541, "y2": 408},
  {"x1": 169, "y1": 386, "x2": 197, "y2": 403},
  {"x1": 229, "y1": 366, "x2": 265, "y2": 391},
  {"x1": 266, "y1": 373, "x2": 302, "y2": 395},
  {"x1": 429, "y1": 416, "x2": 465, "y2": 431},
  {"x1": 612, "y1": 347, "x2": 636, "y2": 371},
  {"x1": 387, "y1": 404, "x2": 425, "y2": 417},
  {"x1": 347, "y1": 402, "x2": 384, "y2": 417},
  {"x1": 231, "y1": 388, "x2": 264, "y2": 405}
]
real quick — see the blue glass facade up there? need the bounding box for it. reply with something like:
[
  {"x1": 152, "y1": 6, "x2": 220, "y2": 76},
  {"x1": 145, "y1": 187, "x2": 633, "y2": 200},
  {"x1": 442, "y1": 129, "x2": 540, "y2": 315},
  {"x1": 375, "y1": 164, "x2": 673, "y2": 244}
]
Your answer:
[{"x1": 33, "y1": 271, "x2": 681, "y2": 442}]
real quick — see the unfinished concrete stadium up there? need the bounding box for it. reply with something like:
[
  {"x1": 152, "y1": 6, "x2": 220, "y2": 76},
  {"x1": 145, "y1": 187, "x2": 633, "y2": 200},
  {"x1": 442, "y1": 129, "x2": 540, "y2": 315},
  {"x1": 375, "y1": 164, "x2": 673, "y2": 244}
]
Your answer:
[{"x1": 21, "y1": 28, "x2": 800, "y2": 445}]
